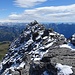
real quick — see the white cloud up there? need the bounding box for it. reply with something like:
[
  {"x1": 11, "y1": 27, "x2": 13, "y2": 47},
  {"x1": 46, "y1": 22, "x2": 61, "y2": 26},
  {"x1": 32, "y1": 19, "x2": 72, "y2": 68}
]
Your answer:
[
  {"x1": 1, "y1": 4, "x2": 75, "y2": 22},
  {"x1": 14, "y1": 0, "x2": 47, "y2": 8},
  {"x1": 9, "y1": 14, "x2": 22, "y2": 20},
  {"x1": 9, "y1": 4, "x2": 75, "y2": 22}
]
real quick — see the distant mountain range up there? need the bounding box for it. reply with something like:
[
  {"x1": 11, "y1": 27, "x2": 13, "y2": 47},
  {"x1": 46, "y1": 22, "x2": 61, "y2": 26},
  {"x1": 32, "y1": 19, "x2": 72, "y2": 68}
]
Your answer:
[
  {"x1": 0, "y1": 22, "x2": 75, "y2": 42},
  {"x1": 0, "y1": 23, "x2": 26, "y2": 42},
  {"x1": 43, "y1": 23, "x2": 75, "y2": 38}
]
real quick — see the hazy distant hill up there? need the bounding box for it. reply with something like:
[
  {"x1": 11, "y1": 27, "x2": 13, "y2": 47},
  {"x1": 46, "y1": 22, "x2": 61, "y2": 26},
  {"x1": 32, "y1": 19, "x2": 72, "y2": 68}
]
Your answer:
[{"x1": 0, "y1": 23, "x2": 26, "y2": 42}]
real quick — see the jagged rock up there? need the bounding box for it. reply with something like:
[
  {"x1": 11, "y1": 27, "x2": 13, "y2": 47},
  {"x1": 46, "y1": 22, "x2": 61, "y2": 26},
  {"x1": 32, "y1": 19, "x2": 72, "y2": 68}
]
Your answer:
[
  {"x1": 0, "y1": 21, "x2": 74, "y2": 75},
  {"x1": 70, "y1": 33, "x2": 75, "y2": 46},
  {"x1": 11, "y1": 71, "x2": 20, "y2": 75}
]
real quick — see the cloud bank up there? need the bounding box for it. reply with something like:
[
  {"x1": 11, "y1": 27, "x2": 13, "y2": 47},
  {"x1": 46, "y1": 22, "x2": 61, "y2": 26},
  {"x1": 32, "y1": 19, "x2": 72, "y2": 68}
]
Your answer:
[
  {"x1": 1, "y1": 4, "x2": 75, "y2": 22},
  {"x1": 14, "y1": 0, "x2": 47, "y2": 8}
]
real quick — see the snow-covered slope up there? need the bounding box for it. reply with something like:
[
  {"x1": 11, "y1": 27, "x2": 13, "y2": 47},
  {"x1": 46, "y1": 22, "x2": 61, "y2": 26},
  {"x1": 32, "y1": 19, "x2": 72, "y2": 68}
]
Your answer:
[{"x1": 0, "y1": 21, "x2": 74, "y2": 75}]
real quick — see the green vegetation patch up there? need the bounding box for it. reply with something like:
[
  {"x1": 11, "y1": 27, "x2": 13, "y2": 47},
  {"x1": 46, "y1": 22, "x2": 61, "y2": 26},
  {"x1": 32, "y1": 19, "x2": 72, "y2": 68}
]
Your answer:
[{"x1": 0, "y1": 42, "x2": 10, "y2": 60}]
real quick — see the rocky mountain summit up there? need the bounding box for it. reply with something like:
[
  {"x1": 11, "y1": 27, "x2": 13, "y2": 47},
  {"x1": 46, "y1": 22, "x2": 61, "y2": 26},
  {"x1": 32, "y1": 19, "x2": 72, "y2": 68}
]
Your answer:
[{"x1": 0, "y1": 21, "x2": 75, "y2": 75}]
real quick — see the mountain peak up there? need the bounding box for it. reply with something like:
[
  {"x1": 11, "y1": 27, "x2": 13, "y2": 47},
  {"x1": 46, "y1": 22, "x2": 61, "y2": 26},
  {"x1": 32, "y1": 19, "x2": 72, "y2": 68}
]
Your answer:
[
  {"x1": 29, "y1": 20, "x2": 39, "y2": 26},
  {"x1": 0, "y1": 21, "x2": 74, "y2": 75}
]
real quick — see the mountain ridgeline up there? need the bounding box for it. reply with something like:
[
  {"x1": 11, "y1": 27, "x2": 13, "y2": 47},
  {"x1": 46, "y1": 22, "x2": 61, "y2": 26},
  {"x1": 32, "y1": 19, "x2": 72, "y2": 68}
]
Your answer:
[
  {"x1": 0, "y1": 23, "x2": 25, "y2": 42},
  {"x1": 0, "y1": 21, "x2": 75, "y2": 75}
]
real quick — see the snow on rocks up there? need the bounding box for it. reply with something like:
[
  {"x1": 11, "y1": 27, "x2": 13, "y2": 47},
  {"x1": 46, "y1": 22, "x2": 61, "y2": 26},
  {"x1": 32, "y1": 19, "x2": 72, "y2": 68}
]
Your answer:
[
  {"x1": 72, "y1": 34, "x2": 75, "y2": 38},
  {"x1": 55, "y1": 63, "x2": 73, "y2": 75},
  {"x1": 45, "y1": 40, "x2": 56, "y2": 48},
  {"x1": 70, "y1": 33, "x2": 75, "y2": 46},
  {"x1": 0, "y1": 21, "x2": 73, "y2": 75},
  {"x1": 17, "y1": 62, "x2": 25, "y2": 69},
  {"x1": 60, "y1": 43, "x2": 75, "y2": 51},
  {"x1": 0, "y1": 63, "x2": 2, "y2": 71},
  {"x1": 42, "y1": 36, "x2": 48, "y2": 40}
]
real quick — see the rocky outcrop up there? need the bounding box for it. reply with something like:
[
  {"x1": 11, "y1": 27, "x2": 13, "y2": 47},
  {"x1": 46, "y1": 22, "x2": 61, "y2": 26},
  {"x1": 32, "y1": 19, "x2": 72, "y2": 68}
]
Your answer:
[
  {"x1": 70, "y1": 34, "x2": 75, "y2": 46},
  {"x1": 0, "y1": 21, "x2": 75, "y2": 75}
]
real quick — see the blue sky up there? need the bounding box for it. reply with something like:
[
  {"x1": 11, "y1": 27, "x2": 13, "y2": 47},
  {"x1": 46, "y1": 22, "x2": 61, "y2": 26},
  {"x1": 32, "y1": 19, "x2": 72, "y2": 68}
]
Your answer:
[{"x1": 0, "y1": 0, "x2": 75, "y2": 22}]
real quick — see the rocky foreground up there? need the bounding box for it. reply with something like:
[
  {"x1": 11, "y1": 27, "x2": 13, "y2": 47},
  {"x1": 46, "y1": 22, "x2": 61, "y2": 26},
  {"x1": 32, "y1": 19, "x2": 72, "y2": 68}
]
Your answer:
[{"x1": 0, "y1": 21, "x2": 75, "y2": 75}]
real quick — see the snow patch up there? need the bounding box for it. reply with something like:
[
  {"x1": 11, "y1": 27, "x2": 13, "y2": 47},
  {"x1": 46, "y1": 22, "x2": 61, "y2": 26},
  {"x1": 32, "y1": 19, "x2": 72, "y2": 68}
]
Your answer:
[
  {"x1": 49, "y1": 33, "x2": 56, "y2": 36},
  {"x1": 36, "y1": 35, "x2": 41, "y2": 40},
  {"x1": 60, "y1": 43, "x2": 75, "y2": 51},
  {"x1": 45, "y1": 41, "x2": 55, "y2": 48},
  {"x1": 43, "y1": 36, "x2": 48, "y2": 40},
  {"x1": 55, "y1": 63, "x2": 73, "y2": 75},
  {"x1": 17, "y1": 62, "x2": 25, "y2": 69}
]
